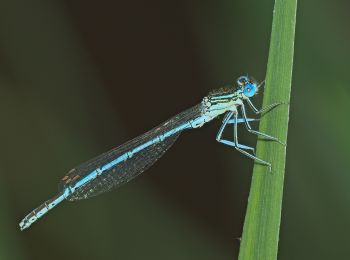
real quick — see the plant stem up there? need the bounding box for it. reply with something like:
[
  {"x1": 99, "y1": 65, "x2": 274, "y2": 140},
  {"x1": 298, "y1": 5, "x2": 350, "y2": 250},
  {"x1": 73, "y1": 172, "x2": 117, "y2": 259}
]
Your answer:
[{"x1": 238, "y1": 0, "x2": 297, "y2": 259}]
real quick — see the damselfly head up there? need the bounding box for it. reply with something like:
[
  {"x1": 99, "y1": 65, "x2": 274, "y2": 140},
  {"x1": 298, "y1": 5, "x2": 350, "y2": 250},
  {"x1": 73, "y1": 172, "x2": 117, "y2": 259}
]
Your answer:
[{"x1": 237, "y1": 76, "x2": 258, "y2": 98}]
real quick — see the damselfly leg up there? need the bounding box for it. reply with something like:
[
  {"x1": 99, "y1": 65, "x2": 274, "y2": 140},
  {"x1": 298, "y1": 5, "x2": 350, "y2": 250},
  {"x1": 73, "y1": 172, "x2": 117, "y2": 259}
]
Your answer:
[
  {"x1": 232, "y1": 112, "x2": 272, "y2": 170},
  {"x1": 246, "y1": 98, "x2": 284, "y2": 115},
  {"x1": 217, "y1": 111, "x2": 272, "y2": 171},
  {"x1": 216, "y1": 111, "x2": 255, "y2": 152},
  {"x1": 248, "y1": 79, "x2": 284, "y2": 114},
  {"x1": 241, "y1": 103, "x2": 285, "y2": 145}
]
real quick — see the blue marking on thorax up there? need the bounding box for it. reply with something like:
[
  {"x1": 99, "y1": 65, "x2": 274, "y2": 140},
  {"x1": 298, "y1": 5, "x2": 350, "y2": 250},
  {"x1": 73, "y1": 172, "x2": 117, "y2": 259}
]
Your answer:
[
  {"x1": 210, "y1": 93, "x2": 235, "y2": 100},
  {"x1": 209, "y1": 102, "x2": 232, "y2": 111}
]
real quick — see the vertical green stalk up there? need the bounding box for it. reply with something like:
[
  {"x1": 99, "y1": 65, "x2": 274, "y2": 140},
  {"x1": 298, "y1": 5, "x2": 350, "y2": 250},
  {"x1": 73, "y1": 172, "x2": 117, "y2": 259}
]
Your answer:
[{"x1": 238, "y1": 0, "x2": 297, "y2": 259}]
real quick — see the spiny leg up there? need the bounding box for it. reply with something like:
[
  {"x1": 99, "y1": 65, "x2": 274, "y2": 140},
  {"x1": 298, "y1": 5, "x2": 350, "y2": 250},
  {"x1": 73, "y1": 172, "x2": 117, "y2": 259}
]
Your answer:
[
  {"x1": 246, "y1": 98, "x2": 284, "y2": 115},
  {"x1": 232, "y1": 112, "x2": 272, "y2": 171},
  {"x1": 241, "y1": 103, "x2": 285, "y2": 145},
  {"x1": 216, "y1": 111, "x2": 255, "y2": 152},
  {"x1": 258, "y1": 79, "x2": 266, "y2": 89}
]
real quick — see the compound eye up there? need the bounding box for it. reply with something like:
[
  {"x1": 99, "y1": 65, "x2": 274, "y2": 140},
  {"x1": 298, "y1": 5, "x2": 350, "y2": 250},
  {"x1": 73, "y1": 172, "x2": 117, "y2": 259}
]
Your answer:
[
  {"x1": 237, "y1": 76, "x2": 249, "y2": 86},
  {"x1": 243, "y1": 84, "x2": 256, "y2": 97}
]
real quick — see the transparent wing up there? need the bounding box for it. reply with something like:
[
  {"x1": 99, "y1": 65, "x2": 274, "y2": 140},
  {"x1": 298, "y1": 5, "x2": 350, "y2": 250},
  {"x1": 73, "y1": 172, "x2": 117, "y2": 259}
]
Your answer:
[
  {"x1": 59, "y1": 103, "x2": 204, "y2": 201},
  {"x1": 67, "y1": 133, "x2": 180, "y2": 201}
]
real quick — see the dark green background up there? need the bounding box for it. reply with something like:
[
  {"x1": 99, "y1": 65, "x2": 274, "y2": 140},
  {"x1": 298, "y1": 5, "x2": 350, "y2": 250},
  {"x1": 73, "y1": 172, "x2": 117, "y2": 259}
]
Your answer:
[{"x1": 1, "y1": 1, "x2": 349, "y2": 259}]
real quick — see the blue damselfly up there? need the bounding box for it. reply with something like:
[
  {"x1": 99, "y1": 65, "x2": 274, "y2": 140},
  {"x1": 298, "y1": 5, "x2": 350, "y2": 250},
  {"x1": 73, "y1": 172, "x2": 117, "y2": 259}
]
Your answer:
[{"x1": 19, "y1": 75, "x2": 283, "y2": 230}]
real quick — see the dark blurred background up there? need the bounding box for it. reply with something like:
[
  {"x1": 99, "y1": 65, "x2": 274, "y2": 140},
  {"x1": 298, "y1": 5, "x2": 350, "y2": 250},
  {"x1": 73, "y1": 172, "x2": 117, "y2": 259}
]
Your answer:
[{"x1": 1, "y1": 1, "x2": 349, "y2": 259}]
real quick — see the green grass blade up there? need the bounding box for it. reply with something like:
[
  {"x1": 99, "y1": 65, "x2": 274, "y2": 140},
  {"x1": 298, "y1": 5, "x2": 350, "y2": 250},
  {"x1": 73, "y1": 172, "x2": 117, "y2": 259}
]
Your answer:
[{"x1": 238, "y1": 0, "x2": 297, "y2": 259}]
